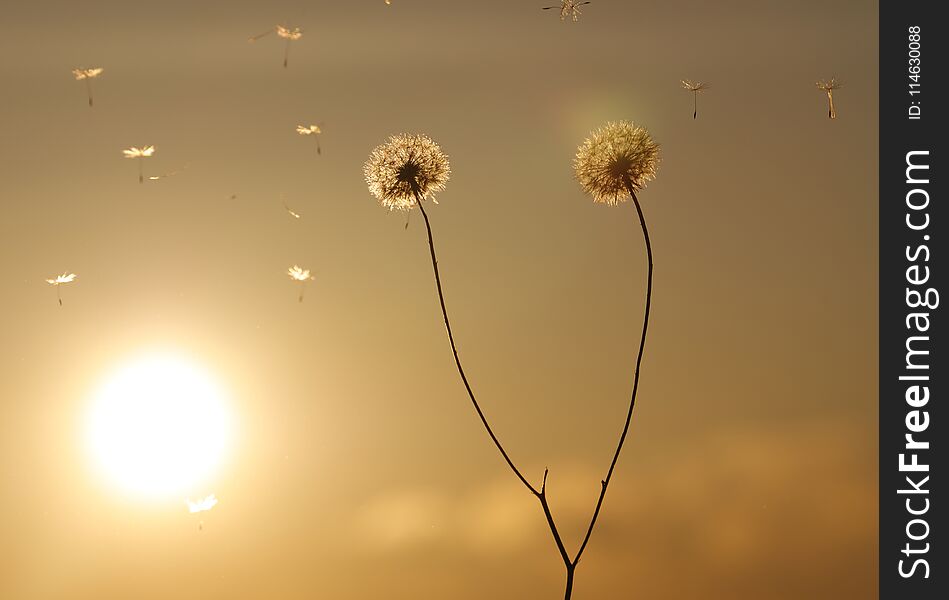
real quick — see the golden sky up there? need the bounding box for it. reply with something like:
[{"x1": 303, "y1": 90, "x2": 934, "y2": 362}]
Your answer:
[{"x1": 0, "y1": 1, "x2": 877, "y2": 598}]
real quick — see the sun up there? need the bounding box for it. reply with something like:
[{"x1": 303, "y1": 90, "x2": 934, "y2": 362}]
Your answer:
[{"x1": 86, "y1": 353, "x2": 234, "y2": 499}]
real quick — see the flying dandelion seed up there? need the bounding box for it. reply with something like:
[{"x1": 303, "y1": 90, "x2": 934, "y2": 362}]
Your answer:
[
  {"x1": 574, "y1": 121, "x2": 660, "y2": 205},
  {"x1": 72, "y1": 67, "x2": 103, "y2": 107},
  {"x1": 364, "y1": 134, "x2": 450, "y2": 211},
  {"x1": 816, "y1": 77, "x2": 842, "y2": 119},
  {"x1": 681, "y1": 80, "x2": 709, "y2": 119},
  {"x1": 186, "y1": 494, "x2": 218, "y2": 514},
  {"x1": 46, "y1": 272, "x2": 77, "y2": 306},
  {"x1": 123, "y1": 146, "x2": 155, "y2": 184},
  {"x1": 287, "y1": 265, "x2": 314, "y2": 302},
  {"x1": 282, "y1": 199, "x2": 302, "y2": 219},
  {"x1": 249, "y1": 25, "x2": 302, "y2": 68},
  {"x1": 542, "y1": 0, "x2": 592, "y2": 22},
  {"x1": 147, "y1": 163, "x2": 189, "y2": 181},
  {"x1": 296, "y1": 124, "x2": 323, "y2": 156}
]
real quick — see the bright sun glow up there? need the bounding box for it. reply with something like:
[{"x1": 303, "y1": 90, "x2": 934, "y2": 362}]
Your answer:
[{"x1": 87, "y1": 354, "x2": 233, "y2": 499}]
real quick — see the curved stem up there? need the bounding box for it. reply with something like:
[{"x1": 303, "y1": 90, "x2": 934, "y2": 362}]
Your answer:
[
  {"x1": 414, "y1": 192, "x2": 539, "y2": 495},
  {"x1": 572, "y1": 180, "x2": 653, "y2": 566}
]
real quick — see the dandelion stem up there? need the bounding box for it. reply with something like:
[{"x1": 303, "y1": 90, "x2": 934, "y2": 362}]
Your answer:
[
  {"x1": 414, "y1": 192, "x2": 539, "y2": 495},
  {"x1": 138, "y1": 158, "x2": 144, "y2": 184},
  {"x1": 299, "y1": 282, "x2": 306, "y2": 303},
  {"x1": 57, "y1": 286, "x2": 62, "y2": 307},
  {"x1": 827, "y1": 90, "x2": 836, "y2": 119},
  {"x1": 85, "y1": 79, "x2": 93, "y2": 107},
  {"x1": 572, "y1": 178, "x2": 653, "y2": 566},
  {"x1": 693, "y1": 91, "x2": 697, "y2": 119},
  {"x1": 284, "y1": 39, "x2": 290, "y2": 68}
]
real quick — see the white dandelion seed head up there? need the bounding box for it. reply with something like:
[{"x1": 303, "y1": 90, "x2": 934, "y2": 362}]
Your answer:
[
  {"x1": 123, "y1": 146, "x2": 155, "y2": 158},
  {"x1": 276, "y1": 25, "x2": 303, "y2": 40},
  {"x1": 46, "y1": 273, "x2": 77, "y2": 285},
  {"x1": 73, "y1": 67, "x2": 104, "y2": 80},
  {"x1": 574, "y1": 121, "x2": 661, "y2": 205},
  {"x1": 364, "y1": 134, "x2": 451, "y2": 211},
  {"x1": 287, "y1": 265, "x2": 313, "y2": 281}
]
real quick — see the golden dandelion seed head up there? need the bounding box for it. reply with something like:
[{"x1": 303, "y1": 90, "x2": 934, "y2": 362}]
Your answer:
[
  {"x1": 123, "y1": 145, "x2": 155, "y2": 158},
  {"x1": 287, "y1": 265, "x2": 313, "y2": 281},
  {"x1": 816, "y1": 77, "x2": 842, "y2": 91},
  {"x1": 73, "y1": 67, "x2": 104, "y2": 80},
  {"x1": 296, "y1": 124, "x2": 321, "y2": 135},
  {"x1": 276, "y1": 25, "x2": 303, "y2": 40},
  {"x1": 681, "y1": 79, "x2": 709, "y2": 92},
  {"x1": 364, "y1": 133, "x2": 451, "y2": 211},
  {"x1": 574, "y1": 121, "x2": 661, "y2": 205},
  {"x1": 46, "y1": 273, "x2": 77, "y2": 285}
]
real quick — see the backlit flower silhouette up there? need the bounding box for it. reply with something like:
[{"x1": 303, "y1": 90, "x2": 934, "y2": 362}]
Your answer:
[
  {"x1": 186, "y1": 494, "x2": 218, "y2": 514},
  {"x1": 72, "y1": 67, "x2": 103, "y2": 107},
  {"x1": 123, "y1": 145, "x2": 155, "y2": 183},
  {"x1": 567, "y1": 119, "x2": 661, "y2": 598},
  {"x1": 364, "y1": 134, "x2": 450, "y2": 211},
  {"x1": 542, "y1": 0, "x2": 592, "y2": 22},
  {"x1": 249, "y1": 25, "x2": 303, "y2": 68},
  {"x1": 296, "y1": 124, "x2": 323, "y2": 155},
  {"x1": 574, "y1": 121, "x2": 660, "y2": 204},
  {"x1": 46, "y1": 272, "x2": 77, "y2": 306},
  {"x1": 816, "y1": 77, "x2": 842, "y2": 119},
  {"x1": 288, "y1": 265, "x2": 314, "y2": 302},
  {"x1": 681, "y1": 80, "x2": 709, "y2": 119}
]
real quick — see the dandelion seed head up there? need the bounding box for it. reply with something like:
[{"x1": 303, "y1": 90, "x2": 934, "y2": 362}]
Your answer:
[
  {"x1": 73, "y1": 67, "x2": 104, "y2": 80},
  {"x1": 681, "y1": 79, "x2": 709, "y2": 92},
  {"x1": 46, "y1": 273, "x2": 77, "y2": 285},
  {"x1": 288, "y1": 265, "x2": 313, "y2": 281},
  {"x1": 543, "y1": 1, "x2": 591, "y2": 22},
  {"x1": 276, "y1": 25, "x2": 303, "y2": 40},
  {"x1": 296, "y1": 125, "x2": 321, "y2": 136},
  {"x1": 123, "y1": 146, "x2": 155, "y2": 158},
  {"x1": 364, "y1": 134, "x2": 450, "y2": 211},
  {"x1": 574, "y1": 121, "x2": 660, "y2": 205},
  {"x1": 816, "y1": 78, "x2": 842, "y2": 91},
  {"x1": 186, "y1": 494, "x2": 218, "y2": 514}
]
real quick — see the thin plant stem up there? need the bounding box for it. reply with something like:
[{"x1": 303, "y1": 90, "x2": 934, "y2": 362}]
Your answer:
[
  {"x1": 693, "y1": 91, "x2": 697, "y2": 119},
  {"x1": 284, "y1": 39, "x2": 290, "y2": 68},
  {"x1": 827, "y1": 90, "x2": 836, "y2": 119},
  {"x1": 299, "y1": 281, "x2": 306, "y2": 303},
  {"x1": 85, "y1": 79, "x2": 93, "y2": 107},
  {"x1": 413, "y1": 181, "x2": 654, "y2": 600},
  {"x1": 57, "y1": 286, "x2": 62, "y2": 307},
  {"x1": 572, "y1": 178, "x2": 653, "y2": 566},
  {"x1": 414, "y1": 191, "x2": 538, "y2": 494},
  {"x1": 415, "y1": 190, "x2": 575, "y2": 599},
  {"x1": 138, "y1": 158, "x2": 144, "y2": 184}
]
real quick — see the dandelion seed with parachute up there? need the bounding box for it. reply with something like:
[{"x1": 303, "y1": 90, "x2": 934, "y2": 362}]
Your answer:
[
  {"x1": 542, "y1": 0, "x2": 592, "y2": 22},
  {"x1": 816, "y1": 77, "x2": 842, "y2": 119},
  {"x1": 364, "y1": 133, "x2": 450, "y2": 212},
  {"x1": 283, "y1": 199, "x2": 302, "y2": 219},
  {"x1": 296, "y1": 124, "x2": 323, "y2": 156},
  {"x1": 46, "y1": 272, "x2": 77, "y2": 306},
  {"x1": 123, "y1": 146, "x2": 155, "y2": 184},
  {"x1": 72, "y1": 67, "x2": 103, "y2": 107},
  {"x1": 186, "y1": 494, "x2": 218, "y2": 514},
  {"x1": 681, "y1": 80, "x2": 709, "y2": 119},
  {"x1": 249, "y1": 25, "x2": 303, "y2": 68},
  {"x1": 287, "y1": 265, "x2": 314, "y2": 303}
]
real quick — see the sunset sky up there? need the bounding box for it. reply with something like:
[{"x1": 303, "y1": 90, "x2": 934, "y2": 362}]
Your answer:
[{"x1": 0, "y1": 1, "x2": 878, "y2": 598}]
